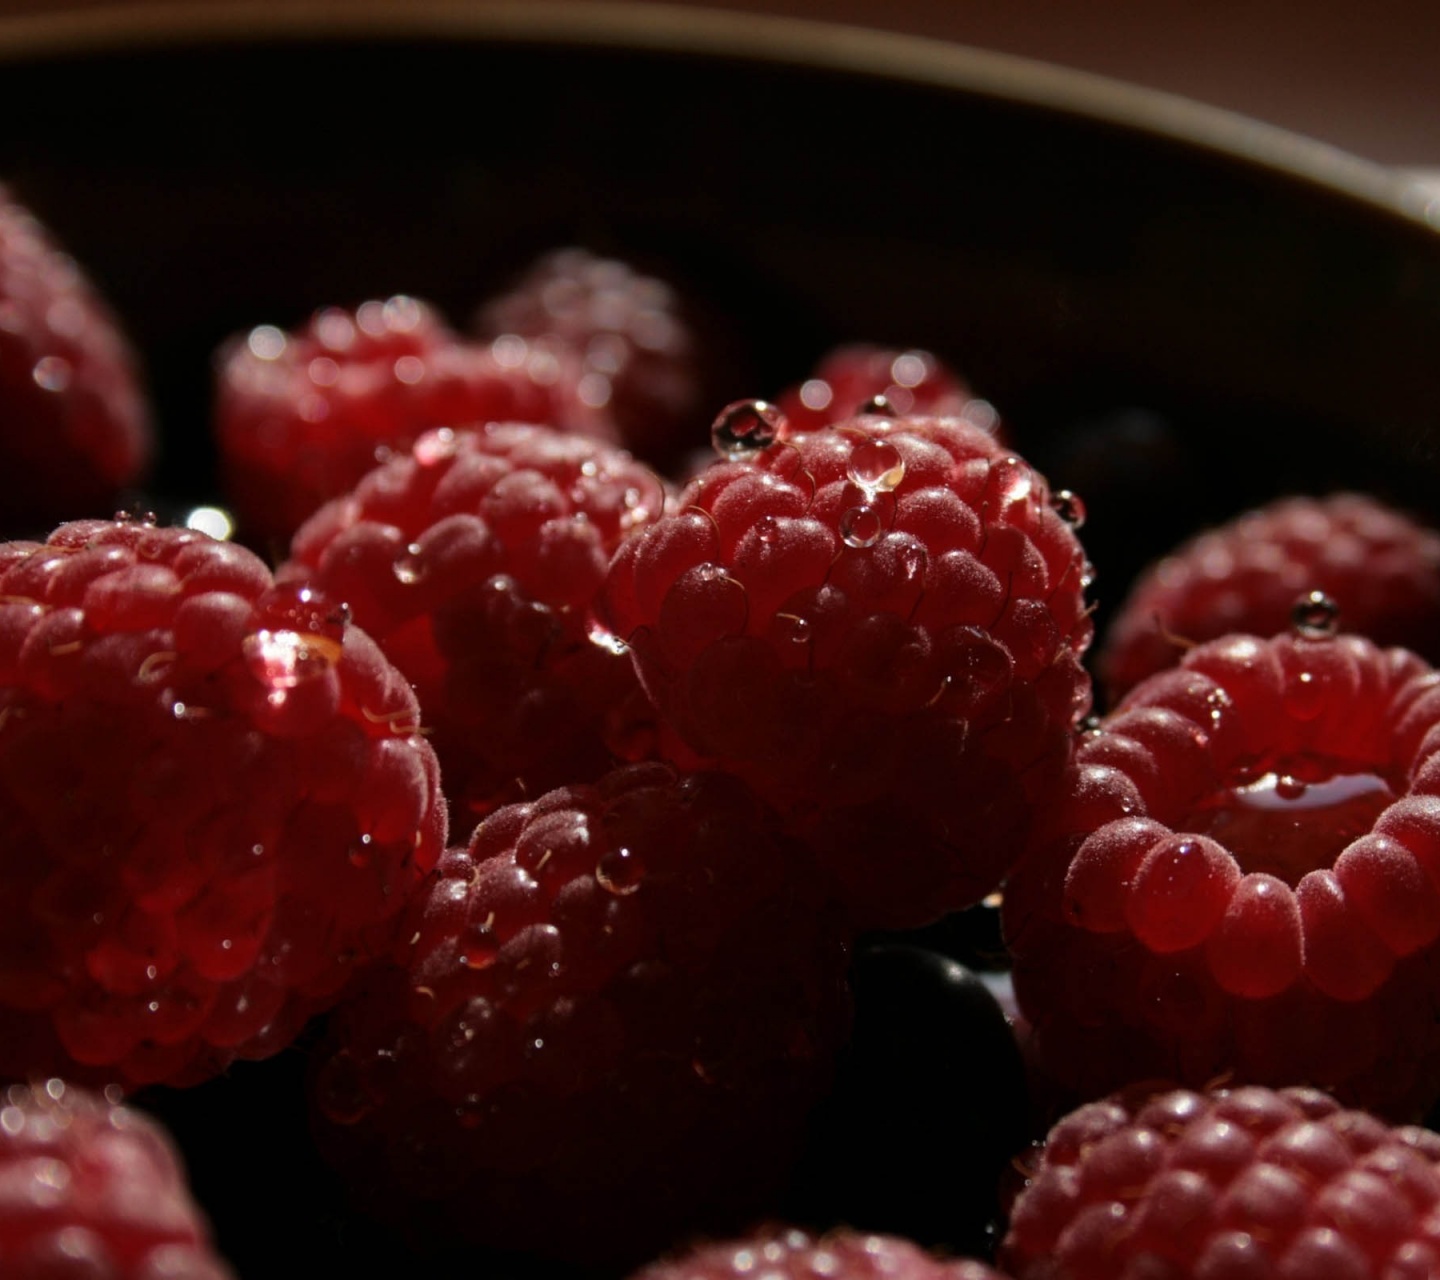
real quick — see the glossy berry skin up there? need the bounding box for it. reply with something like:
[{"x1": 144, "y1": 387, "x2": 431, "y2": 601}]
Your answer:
[
  {"x1": 0, "y1": 1079, "x2": 232, "y2": 1279},
  {"x1": 773, "y1": 343, "x2": 985, "y2": 436},
  {"x1": 280, "y1": 423, "x2": 671, "y2": 827},
  {"x1": 0, "y1": 186, "x2": 153, "y2": 533},
  {"x1": 1001, "y1": 1082, "x2": 1440, "y2": 1280},
  {"x1": 473, "y1": 246, "x2": 708, "y2": 464},
  {"x1": 630, "y1": 1225, "x2": 1008, "y2": 1280},
  {"x1": 214, "y1": 295, "x2": 615, "y2": 547},
  {"x1": 309, "y1": 763, "x2": 853, "y2": 1266},
  {"x1": 0, "y1": 519, "x2": 446, "y2": 1090},
  {"x1": 1100, "y1": 492, "x2": 1440, "y2": 706},
  {"x1": 597, "y1": 413, "x2": 1094, "y2": 930},
  {"x1": 1004, "y1": 627, "x2": 1440, "y2": 1118}
]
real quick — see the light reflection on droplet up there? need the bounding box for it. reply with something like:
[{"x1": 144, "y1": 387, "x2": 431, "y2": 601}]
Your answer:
[
  {"x1": 32, "y1": 355, "x2": 71, "y2": 393},
  {"x1": 711, "y1": 399, "x2": 785, "y2": 458},
  {"x1": 839, "y1": 505, "x2": 882, "y2": 548},
  {"x1": 184, "y1": 506, "x2": 235, "y2": 540}
]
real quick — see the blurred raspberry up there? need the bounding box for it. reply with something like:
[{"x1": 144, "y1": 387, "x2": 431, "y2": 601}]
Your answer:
[
  {"x1": 280, "y1": 422, "x2": 671, "y2": 827},
  {"x1": 0, "y1": 185, "x2": 153, "y2": 533},
  {"x1": 310, "y1": 763, "x2": 852, "y2": 1266},
  {"x1": 0, "y1": 518, "x2": 446, "y2": 1090},
  {"x1": 598, "y1": 409, "x2": 1094, "y2": 929}
]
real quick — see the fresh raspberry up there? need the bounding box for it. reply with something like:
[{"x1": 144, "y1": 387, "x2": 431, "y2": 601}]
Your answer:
[
  {"x1": 309, "y1": 763, "x2": 853, "y2": 1266},
  {"x1": 773, "y1": 343, "x2": 988, "y2": 436},
  {"x1": 1004, "y1": 623, "x2": 1440, "y2": 1118},
  {"x1": 0, "y1": 518, "x2": 446, "y2": 1090},
  {"x1": 279, "y1": 422, "x2": 671, "y2": 827},
  {"x1": 1000, "y1": 1082, "x2": 1440, "y2": 1280},
  {"x1": 0, "y1": 1079, "x2": 233, "y2": 1279},
  {"x1": 473, "y1": 246, "x2": 709, "y2": 464},
  {"x1": 596, "y1": 410, "x2": 1094, "y2": 930},
  {"x1": 630, "y1": 1225, "x2": 1009, "y2": 1280},
  {"x1": 214, "y1": 294, "x2": 615, "y2": 547},
  {"x1": 1099, "y1": 492, "x2": 1440, "y2": 706},
  {"x1": 0, "y1": 185, "x2": 153, "y2": 533}
]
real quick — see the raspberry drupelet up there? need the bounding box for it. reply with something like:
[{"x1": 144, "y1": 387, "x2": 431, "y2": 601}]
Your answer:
[
  {"x1": 1004, "y1": 615, "x2": 1440, "y2": 1118},
  {"x1": 1099, "y1": 491, "x2": 1440, "y2": 707},
  {"x1": 1000, "y1": 1082, "x2": 1440, "y2": 1280},
  {"x1": 279, "y1": 422, "x2": 671, "y2": 828},
  {"x1": 309, "y1": 762, "x2": 853, "y2": 1266},
  {"x1": 214, "y1": 294, "x2": 615, "y2": 547},
  {"x1": 0, "y1": 1079, "x2": 234, "y2": 1279},
  {"x1": 630, "y1": 1225, "x2": 1009, "y2": 1280},
  {"x1": 0, "y1": 518, "x2": 446, "y2": 1090},
  {"x1": 0, "y1": 185, "x2": 153, "y2": 534},
  {"x1": 597, "y1": 408, "x2": 1094, "y2": 930}
]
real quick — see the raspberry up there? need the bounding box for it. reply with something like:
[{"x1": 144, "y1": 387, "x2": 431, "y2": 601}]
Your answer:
[
  {"x1": 309, "y1": 763, "x2": 852, "y2": 1266},
  {"x1": 0, "y1": 518, "x2": 446, "y2": 1089},
  {"x1": 0, "y1": 186, "x2": 153, "y2": 533},
  {"x1": 214, "y1": 295, "x2": 614, "y2": 547},
  {"x1": 0, "y1": 1079, "x2": 232, "y2": 1279},
  {"x1": 999, "y1": 1082, "x2": 1440, "y2": 1280},
  {"x1": 473, "y1": 246, "x2": 709, "y2": 464},
  {"x1": 1004, "y1": 623, "x2": 1440, "y2": 1117},
  {"x1": 279, "y1": 422, "x2": 671, "y2": 826},
  {"x1": 630, "y1": 1225, "x2": 1008, "y2": 1280},
  {"x1": 773, "y1": 344, "x2": 987, "y2": 436},
  {"x1": 596, "y1": 410, "x2": 1094, "y2": 929},
  {"x1": 1099, "y1": 492, "x2": 1440, "y2": 706}
]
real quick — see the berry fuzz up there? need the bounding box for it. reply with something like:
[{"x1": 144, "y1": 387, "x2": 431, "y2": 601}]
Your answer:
[
  {"x1": 597, "y1": 410, "x2": 1094, "y2": 929},
  {"x1": 0, "y1": 518, "x2": 446, "y2": 1089}
]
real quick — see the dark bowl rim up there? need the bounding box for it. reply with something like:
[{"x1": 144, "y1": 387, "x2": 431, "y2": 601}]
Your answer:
[{"x1": 2, "y1": 0, "x2": 1437, "y2": 237}]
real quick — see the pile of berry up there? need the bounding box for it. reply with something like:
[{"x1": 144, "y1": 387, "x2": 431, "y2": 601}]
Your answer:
[{"x1": 5, "y1": 185, "x2": 1440, "y2": 1280}]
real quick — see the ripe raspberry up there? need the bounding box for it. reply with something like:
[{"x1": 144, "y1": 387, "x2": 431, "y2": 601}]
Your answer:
[
  {"x1": 1004, "y1": 623, "x2": 1440, "y2": 1118},
  {"x1": 596, "y1": 410, "x2": 1094, "y2": 929},
  {"x1": 0, "y1": 1079, "x2": 233, "y2": 1279},
  {"x1": 0, "y1": 518, "x2": 446, "y2": 1090},
  {"x1": 773, "y1": 343, "x2": 987, "y2": 436},
  {"x1": 0, "y1": 186, "x2": 153, "y2": 533},
  {"x1": 1099, "y1": 492, "x2": 1440, "y2": 706},
  {"x1": 630, "y1": 1225, "x2": 1008, "y2": 1280},
  {"x1": 279, "y1": 422, "x2": 671, "y2": 826},
  {"x1": 214, "y1": 294, "x2": 615, "y2": 547},
  {"x1": 1000, "y1": 1082, "x2": 1440, "y2": 1280},
  {"x1": 309, "y1": 763, "x2": 852, "y2": 1266},
  {"x1": 473, "y1": 246, "x2": 709, "y2": 464}
]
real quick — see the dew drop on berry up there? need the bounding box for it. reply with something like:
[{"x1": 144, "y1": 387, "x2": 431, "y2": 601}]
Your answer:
[
  {"x1": 984, "y1": 456, "x2": 1034, "y2": 508},
  {"x1": 711, "y1": 399, "x2": 785, "y2": 458},
  {"x1": 857, "y1": 394, "x2": 897, "y2": 417},
  {"x1": 840, "y1": 505, "x2": 883, "y2": 549},
  {"x1": 31, "y1": 354, "x2": 72, "y2": 392},
  {"x1": 182, "y1": 505, "x2": 236, "y2": 540},
  {"x1": 755, "y1": 514, "x2": 782, "y2": 546},
  {"x1": 242, "y1": 628, "x2": 341, "y2": 690},
  {"x1": 596, "y1": 846, "x2": 645, "y2": 895},
  {"x1": 1051, "y1": 489, "x2": 1087, "y2": 529},
  {"x1": 461, "y1": 916, "x2": 499, "y2": 970},
  {"x1": 114, "y1": 504, "x2": 158, "y2": 526},
  {"x1": 393, "y1": 543, "x2": 427, "y2": 585},
  {"x1": 1292, "y1": 590, "x2": 1340, "y2": 639},
  {"x1": 587, "y1": 618, "x2": 629, "y2": 656},
  {"x1": 847, "y1": 438, "x2": 907, "y2": 495},
  {"x1": 775, "y1": 612, "x2": 812, "y2": 644}
]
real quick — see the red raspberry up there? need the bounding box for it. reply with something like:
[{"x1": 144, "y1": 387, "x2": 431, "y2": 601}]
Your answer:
[
  {"x1": 773, "y1": 343, "x2": 988, "y2": 436},
  {"x1": 630, "y1": 1225, "x2": 1008, "y2": 1280},
  {"x1": 0, "y1": 186, "x2": 153, "y2": 532},
  {"x1": 0, "y1": 1079, "x2": 232, "y2": 1279},
  {"x1": 279, "y1": 422, "x2": 671, "y2": 826},
  {"x1": 1000, "y1": 1082, "x2": 1440, "y2": 1280},
  {"x1": 214, "y1": 295, "x2": 614, "y2": 547},
  {"x1": 1004, "y1": 623, "x2": 1440, "y2": 1118},
  {"x1": 0, "y1": 518, "x2": 446, "y2": 1090},
  {"x1": 309, "y1": 763, "x2": 852, "y2": 1266},
  {"x1": 473, "y1": 246, "x2": 708, "y2": 464},
  {"x1": 1099, "y1": 492, "x2": 1440, "y2": 706},
  {"x1": 596, "y1": 411, "x2": 1094, "y2": 930}
]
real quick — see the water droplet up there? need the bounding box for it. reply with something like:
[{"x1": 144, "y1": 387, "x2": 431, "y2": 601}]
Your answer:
[
  {"x1": 349, "y1": 834, "x2": 373, "y2": 868},
  {"x1": 242, "y1": 629, "x2": 342, "y2": 691},
  {"x1": 1051, "y1": 489, "x2": 1087, "y2": 528},
  {"x1": 393, "y1": 543, "x2": 426, "y2": 585},
  {"x1": 775, "y1": 612, "x2": 812, "y2": 644},
  {"x1": 461, "y1": 916, "x2": 498, "y2": 970},
  {"x1": 32, "y1": 355, "x2": 71, "y2": 393},
  {"x1": 183, "y1": 505, "x2": 235, "y2": 540},
  {"x1": 856, "y1": 393, "x2": 895, "y2": 418},
  {"x1": 711, "y1": 399, "x2": 785, "y2": 458},
  {"x1": 1292, "y1": 590, "x2": 1339, "y2": 638},
  {"x1": 839, "y1": 505, "x2": 882, "y2": 549},
  {"x1": 587, "y1": 617, "x2": 629, "y2": 656},
  {"x1": 596, "y1": 846, "x2": 644, "y2": 896},
  {"x1": 847, "y1": 438, "x2": 907, "y2": 495},
  {"x1": 985, "y1": 457, "x2": 1034, "y2": 508},
  {"x1": 754, "y1": 514, "x2": 782, "y2": 546},
  {"x1": 113, "y1": 505, "x2": 158, "y2": 526}
]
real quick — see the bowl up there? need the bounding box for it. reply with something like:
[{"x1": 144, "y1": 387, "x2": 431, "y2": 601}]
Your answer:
[{"x1": 3, "y1": 2, "x2": 1440, "y2": 1274}]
